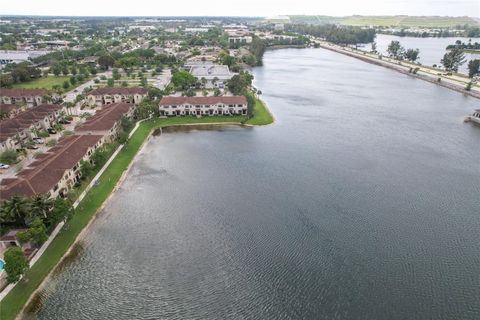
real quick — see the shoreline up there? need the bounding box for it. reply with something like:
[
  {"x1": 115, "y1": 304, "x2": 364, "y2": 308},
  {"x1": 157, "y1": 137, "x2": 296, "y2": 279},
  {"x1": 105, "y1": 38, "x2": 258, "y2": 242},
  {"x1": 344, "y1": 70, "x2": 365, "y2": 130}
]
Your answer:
[
  {"x1": 1, "y1": 101, "x2": 275, "y2": 320},
  {"x1": 317, "y1": 42, "x2": 480, "y2": 99}
]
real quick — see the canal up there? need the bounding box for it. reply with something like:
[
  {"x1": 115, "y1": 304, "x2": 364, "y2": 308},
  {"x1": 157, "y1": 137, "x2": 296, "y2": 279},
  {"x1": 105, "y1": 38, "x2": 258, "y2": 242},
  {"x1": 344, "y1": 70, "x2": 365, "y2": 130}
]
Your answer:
[{"x1": 32, "y1": 48, "x2": 480, "y2": 320}]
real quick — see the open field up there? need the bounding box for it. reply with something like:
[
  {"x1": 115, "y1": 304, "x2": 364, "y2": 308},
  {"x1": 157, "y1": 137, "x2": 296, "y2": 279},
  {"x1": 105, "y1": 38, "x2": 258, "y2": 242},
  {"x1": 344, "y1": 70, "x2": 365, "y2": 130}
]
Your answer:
[
  {"x1": 12, "y1": 76, "x2": 70, "y2": 90},
  {"x1": 11, "y1": 76, "x2": 90, "y2": 93},
  {"x1": 0, "y1": 100, "x2": 273, "y2": 320}
]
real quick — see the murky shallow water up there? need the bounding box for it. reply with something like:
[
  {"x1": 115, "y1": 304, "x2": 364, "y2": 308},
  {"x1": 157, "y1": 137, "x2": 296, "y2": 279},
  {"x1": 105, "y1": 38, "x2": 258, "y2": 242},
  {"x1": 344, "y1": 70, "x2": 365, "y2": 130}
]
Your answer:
[{"x1": 33, "y1": 48, "x2": 480, "y2": 320}]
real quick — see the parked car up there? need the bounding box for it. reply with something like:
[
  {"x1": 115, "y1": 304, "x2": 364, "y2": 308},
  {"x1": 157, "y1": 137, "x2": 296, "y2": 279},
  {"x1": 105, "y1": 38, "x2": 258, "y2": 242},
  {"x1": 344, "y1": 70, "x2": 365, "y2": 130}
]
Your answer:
[
  {"x1": 47, "y1": 128, "x2": 57, "y2": 134},
  {"x1": 59, "y1": 119, "x2": 71, "y2": 124},
  {"x1": 0, "y1": 163, "x2": 10, "y2": 169},
  {"x1": 32, "y1": 137, "x2": 45, "y2": 144}
]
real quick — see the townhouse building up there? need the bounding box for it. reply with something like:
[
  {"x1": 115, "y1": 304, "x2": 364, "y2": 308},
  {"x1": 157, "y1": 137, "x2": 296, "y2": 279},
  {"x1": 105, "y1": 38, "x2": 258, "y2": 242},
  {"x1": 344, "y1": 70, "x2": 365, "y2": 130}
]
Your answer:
[
  {"x1": 159, "y1": 96, "x2": 247, "y2": 117},
  {"x1": 0, "y1": 135, "x2": 105, "y2": 200},
  {"x1": 75, "y1": 102, "x2": 136, "y2": 141},
  {"x1": 86, "y1": 87, "x2": 147, "y2": 107},
  {"x1": 0, "y1": 88, "x2": 48, "y2": 107},
  {"x1": 0, "y1": 104, "x2": 64, "y2": 152}
]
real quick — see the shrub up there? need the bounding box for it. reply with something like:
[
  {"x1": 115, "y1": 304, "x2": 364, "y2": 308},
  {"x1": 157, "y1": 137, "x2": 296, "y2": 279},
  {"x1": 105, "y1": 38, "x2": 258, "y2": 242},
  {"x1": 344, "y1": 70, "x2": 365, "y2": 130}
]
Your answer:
[
  {"x1": 37, "y1": 130, "x2": 49, "y2": 138},
  {"x1": 46, "y1": 139, "x2": 57, "y2": 147},
  {"x1": 94, "y1": 78, "x2": 100, "y2": 84},
  {"x1": 4, "y1": 247, "x2": 29, "y2": 283},
  {"x1": 62, "y1": 130, "x2": 74, "y2": 136},
  {"x1": 0, "y1": 149, "x2": 18, "y2": 164}
]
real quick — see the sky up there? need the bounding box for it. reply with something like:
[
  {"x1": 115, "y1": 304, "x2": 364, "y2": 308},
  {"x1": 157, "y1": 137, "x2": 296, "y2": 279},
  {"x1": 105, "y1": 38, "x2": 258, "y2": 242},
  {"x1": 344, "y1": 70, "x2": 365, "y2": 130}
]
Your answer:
[{"x1": 2, "y1": 0, "x2": 479, "y2": 17}]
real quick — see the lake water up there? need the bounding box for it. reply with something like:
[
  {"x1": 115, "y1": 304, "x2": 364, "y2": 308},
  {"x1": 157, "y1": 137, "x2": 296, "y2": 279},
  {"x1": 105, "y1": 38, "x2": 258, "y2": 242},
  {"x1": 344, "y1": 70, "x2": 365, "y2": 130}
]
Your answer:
[
  {"x1": 363, "y1": 34, "x2": 480, "y2": 73},
  {"x1": 33, "y1": 48, "x2": 480, "y2": 320}
]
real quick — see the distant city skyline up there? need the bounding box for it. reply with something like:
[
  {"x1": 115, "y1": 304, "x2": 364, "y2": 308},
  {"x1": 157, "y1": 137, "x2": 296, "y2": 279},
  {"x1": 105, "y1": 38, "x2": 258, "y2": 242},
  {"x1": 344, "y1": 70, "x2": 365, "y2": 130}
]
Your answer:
[{"x1": 2, "y1": 0, "x2": 480, "y2": 18}]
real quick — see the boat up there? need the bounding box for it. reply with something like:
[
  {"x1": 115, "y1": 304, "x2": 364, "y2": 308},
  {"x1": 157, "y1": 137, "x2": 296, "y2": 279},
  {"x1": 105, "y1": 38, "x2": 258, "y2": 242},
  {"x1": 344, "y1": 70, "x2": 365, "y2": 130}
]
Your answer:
[{"x1": 465, "y1": 109, "x2": 480, "y2": 125}]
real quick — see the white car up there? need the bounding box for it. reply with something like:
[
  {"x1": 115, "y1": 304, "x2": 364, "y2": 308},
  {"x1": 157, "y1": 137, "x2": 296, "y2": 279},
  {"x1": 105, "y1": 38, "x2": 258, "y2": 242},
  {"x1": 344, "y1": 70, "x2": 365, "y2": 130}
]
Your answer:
[
  {"x1": 33, "y1": 137, "x2": 45, "y2": 144},
  {"x1": 0, "y1": 163, "x2": 10, "y2": 169}
]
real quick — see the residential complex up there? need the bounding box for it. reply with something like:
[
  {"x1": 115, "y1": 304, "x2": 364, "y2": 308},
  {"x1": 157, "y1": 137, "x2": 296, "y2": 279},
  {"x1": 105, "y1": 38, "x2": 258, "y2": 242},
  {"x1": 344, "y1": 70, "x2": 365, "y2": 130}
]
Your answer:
[
  {"x1": 0, "y1": 134, "x2": 105, "y2": 200},
  {"x1": 86, "y1": 87, "x2": 148, "y2": 107},
  {"x1": 0, "y1": 88, "x2": 48, "y2": 107},
  {"x1": 75, "y1": 102, "x2": 135, "y2": 140},
  {"x1": 159, "y1": 96, "x2": 248, "y2": 116},
  {"x1": 0, "y1": 104, "x2": 65, "y2": 152}
]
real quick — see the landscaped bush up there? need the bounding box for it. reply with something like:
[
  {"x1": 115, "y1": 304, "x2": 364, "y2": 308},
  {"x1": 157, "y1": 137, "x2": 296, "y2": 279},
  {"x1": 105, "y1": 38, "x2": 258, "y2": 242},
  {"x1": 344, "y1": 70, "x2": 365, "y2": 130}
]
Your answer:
[
  {"x1": 46, "y1": 139, "x2": 57, "y2": 147},
  {"x1": 37, "y1": 130, "x2": 50, "y2": 138},
  {"x1": 62, "y1": 130, "x2": 74, "y2": 136},
  {"x1": 0, "y1": 149, "x2": 18, "y2": 164}
]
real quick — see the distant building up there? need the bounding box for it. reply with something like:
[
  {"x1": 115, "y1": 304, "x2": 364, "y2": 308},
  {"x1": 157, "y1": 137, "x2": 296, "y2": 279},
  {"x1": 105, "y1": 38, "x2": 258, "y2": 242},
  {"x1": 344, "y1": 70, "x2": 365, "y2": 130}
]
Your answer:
[
  {"x1": 184, "y1": 27, "x2": 209, "y2": 33},
  {"x1": 228, "y1": 36, "x2": 253, "y2": 47},
  {"x1": 0, "y1": 50, "x2": 30, "y2": 65},
  {"x1": 159, "y1": 96, "x2": 247, "y2": 117},
  {"x1": 86, "y1": 87, "x2": 147, "y2": 107},
  {"x1": 188, "y1": 64, "x2": 235, "y2": 88}
]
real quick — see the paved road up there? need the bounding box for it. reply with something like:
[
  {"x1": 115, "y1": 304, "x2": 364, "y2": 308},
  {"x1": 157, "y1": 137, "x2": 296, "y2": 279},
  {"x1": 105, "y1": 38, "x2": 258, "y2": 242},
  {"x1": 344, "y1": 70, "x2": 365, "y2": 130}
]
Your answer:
[
  {"x1": 63, "y1": 70, "x2": 112, "y2": 103},
  {"x1": 154, "y1": 69, "x2": 171, "y2": 89}
]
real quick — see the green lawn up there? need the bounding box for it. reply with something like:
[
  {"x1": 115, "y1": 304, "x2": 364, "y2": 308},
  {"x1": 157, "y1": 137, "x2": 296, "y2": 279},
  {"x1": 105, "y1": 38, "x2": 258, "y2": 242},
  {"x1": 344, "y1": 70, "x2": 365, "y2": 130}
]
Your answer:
[
  {"x1": 12, "y1": 76, "x2": 70, "y2": 90},
  {"x1": 246, "y1": 99, "x2": 274, "y2": 126},
  {"x1": 0, "y1": 100, "x2": 273, "y2": 320},
  {"x1": 12, "y1": 76, "x2": 90, "y2": 93}
]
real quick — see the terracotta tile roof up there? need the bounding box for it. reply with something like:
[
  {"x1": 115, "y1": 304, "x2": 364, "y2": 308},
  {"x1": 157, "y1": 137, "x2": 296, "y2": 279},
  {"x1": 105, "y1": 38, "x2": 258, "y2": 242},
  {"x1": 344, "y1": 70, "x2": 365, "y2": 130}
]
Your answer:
[
  {"x1": 0, "y1": 104, "x2": 63, "y2": 143},
  {"x1": 75, "y1": 103, "x2": 134, "y2": 132},
  {"x1": 0, "y1": 135, "x2": 103, "y2": 200},
  {"x1": 0, "y1": 88, "x2": 48, "y2": 97},
  {"x1": 0, "y1": 229, "x2": 27, "y2": 242},
  {"x1": 160, "y1": 95, "x2": 247, "y2": 106},
  {"x1": 88, "y1": 87, "x2": 147, "y2": 95},
  {"x1": 0, "y1": 103, "x2": 23, "y2": 114}
]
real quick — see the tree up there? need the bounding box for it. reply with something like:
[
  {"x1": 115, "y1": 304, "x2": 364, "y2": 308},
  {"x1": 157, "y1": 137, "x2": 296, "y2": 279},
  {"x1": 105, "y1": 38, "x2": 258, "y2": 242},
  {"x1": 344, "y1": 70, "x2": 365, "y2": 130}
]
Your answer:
[
  {"x1": 371, "y1": 41, "x2": 377, "y2": 53},
  {"x1": 107, "y1": 78, "x2": 115, "y2": 87},
  {"x1": 467, "y1": 59, "x2": 480, "y2": 78},
  {"x1": 4, "y1": 247, "x2": 29, "y2": 283},
  {"x1": 62, "y1": 80, "x2": 70, "y2": 89},
  {"x1": 30, "y1": 195, "x2": 53, "y2": 219},
  {"x1": 171, "y1": 71, "x2": 196, "y2": 90},
  {"x1": 0, "y1": 149, "x2": 18, "y2": 164},
  {"x1": 404, "y1": 48, "x2": 420, "y2": 62},
  {"x1": 387, "y1": 41, "x2": 405, "y2": 59},
  {"x1": 46, "y1": 198, "x2": 73, "y2": 229},
  {"x1": 441, "y1": 48, "x2": 466, "y2": 72},
  {"x1": 98, "y1": 55, "x2": 115, "y2": 70},
  {"x1": 0, "y1": 196, "x2": 30, "y2": 226},
  {"x1": 26, "y1": 218, "x2": 49, "y2": 246},
  {"x1": 227, "y1": 71, "x2": 254, "y2": 95}
]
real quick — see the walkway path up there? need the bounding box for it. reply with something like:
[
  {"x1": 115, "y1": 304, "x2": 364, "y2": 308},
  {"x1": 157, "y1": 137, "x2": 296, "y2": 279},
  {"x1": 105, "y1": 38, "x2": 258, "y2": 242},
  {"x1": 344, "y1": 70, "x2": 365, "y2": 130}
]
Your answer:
[
  {"x1": 316, "y1": 40, "x2": 480, "y2": 99},
  {"x1": 0, "y1": 120, "x2": 144, "y2": 301}
]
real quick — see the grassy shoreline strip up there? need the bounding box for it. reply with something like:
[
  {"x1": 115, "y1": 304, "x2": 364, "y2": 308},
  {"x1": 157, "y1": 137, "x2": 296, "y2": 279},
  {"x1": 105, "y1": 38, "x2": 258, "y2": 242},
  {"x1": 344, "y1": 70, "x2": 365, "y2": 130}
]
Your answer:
[{"x1": 0, "y1": 102, "x2": 274, "y2": 320}]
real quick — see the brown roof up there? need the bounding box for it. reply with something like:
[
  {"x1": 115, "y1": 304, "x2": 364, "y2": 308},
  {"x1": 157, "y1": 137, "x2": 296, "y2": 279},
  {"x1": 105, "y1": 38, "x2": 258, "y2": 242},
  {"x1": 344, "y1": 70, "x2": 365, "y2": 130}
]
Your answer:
[
  {"x1": 88, "y1": 87, "x2": 147, "y2": 96},
  {"x1": 0, "y1": 104, "x2": 63, "y2": 143},
  {"x1": 0, "y1": 88, "x2": 48, "y2": 98},
  {"x1": 160, "y1": 95, "x2": 247, "y2": 106},
  {"x1": 0, "y1": 135, "x2": 103, "y2": 200},
  {"x1": 75, "y1": 103, "x2": 134, "y2": 132},
  {"x1": 0, "y1": 229, "x2": 28, "y2": 242},
  {"x1": 0, "y1": 103, "x2": 23, "y2": 114}
]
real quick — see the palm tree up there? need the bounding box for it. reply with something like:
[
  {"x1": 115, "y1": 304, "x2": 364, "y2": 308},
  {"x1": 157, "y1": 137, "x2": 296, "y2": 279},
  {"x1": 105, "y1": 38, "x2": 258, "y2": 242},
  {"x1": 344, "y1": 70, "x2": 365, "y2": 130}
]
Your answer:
[
  {"x1": 30, "y1": 195, "x2": 54, "y2": 220},
  {"x1": 0, "y1": 196, "x2": 30, "y2": 226}
]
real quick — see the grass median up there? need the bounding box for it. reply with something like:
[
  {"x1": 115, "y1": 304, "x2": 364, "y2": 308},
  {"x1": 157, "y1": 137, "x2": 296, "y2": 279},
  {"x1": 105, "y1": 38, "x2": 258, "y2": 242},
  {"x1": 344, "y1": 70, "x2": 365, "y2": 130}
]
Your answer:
[{"x1": 0, "y1": 101, "x2": 273, "y2": 319}]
